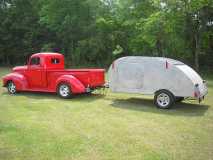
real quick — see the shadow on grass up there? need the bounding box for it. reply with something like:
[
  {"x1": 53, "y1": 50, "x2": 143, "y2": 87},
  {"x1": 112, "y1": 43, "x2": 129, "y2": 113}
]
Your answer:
[
  {"x1": 1, "y1": 91, "x2": 105, "y2": 102},
  {"x1": 1, "y1": 91, "x2": 210, "y2": 116},
  {"x1": 111, "y1": 97, "x2": 210, "y2": 116}
]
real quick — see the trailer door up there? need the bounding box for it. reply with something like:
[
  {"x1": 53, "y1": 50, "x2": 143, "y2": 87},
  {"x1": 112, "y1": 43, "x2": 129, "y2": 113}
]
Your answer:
[{"x1": 117, "y1": 62, "x2": 144, "y2": 91}]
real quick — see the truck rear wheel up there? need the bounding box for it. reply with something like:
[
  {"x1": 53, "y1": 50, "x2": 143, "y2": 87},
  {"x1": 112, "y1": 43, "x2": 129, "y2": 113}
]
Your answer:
[
  {"x1": 154, "y1": 90, "x2": 175, "y2": 109},
  {"x1": 7, "y1": 81, "x2": 17, "y2": 94},
  {"x1": 57, "y1": 83, "x2": 72, "y2": 98}
]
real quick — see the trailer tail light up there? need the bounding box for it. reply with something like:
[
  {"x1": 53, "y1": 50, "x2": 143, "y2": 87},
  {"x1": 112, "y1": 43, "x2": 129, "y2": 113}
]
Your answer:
[
  {"x1": 194, "y1": 92, "x2": 198, "y2": 98},
  {"x1": 194, "y1": 83, "x2": 200, "y2": 98}
]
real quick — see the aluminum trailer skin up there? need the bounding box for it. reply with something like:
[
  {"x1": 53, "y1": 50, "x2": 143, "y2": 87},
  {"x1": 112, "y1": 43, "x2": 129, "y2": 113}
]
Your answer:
[{"x1": 108, "y1": 56, "x2": 208, "y2": 109}]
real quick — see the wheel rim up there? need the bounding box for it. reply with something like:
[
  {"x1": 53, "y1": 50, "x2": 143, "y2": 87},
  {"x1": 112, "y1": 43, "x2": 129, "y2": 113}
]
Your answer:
[
  {"x1": 59, "y1": 85, "x2": 70, "y2": 97},
  {"x1": 157, "y1": 93, "x2": 170, "y2": 107},
  {"x1": 8, "y1": 82, "x2": 16, "y2": 94}
]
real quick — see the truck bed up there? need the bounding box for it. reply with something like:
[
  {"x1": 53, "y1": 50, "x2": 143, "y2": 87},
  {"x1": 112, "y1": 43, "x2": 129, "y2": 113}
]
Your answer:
[{"x1": 47, "y1": 69, "x2": 105, "y2": 89}]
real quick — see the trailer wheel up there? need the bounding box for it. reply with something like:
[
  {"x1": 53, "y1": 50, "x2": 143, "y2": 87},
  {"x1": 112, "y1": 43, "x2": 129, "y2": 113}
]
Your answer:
[
  {"x1": 154, "y1": 90, "x2": 175, "y2": 109},
  {"x1": 175, "y1": 97, "x2": 184, "y2": 102},
  {"x1": 7, "y1": 81, "x2": 17, "y2": 94},
  {"x1": 57, "y1": 83, "x2": 72, "y2": 98}
]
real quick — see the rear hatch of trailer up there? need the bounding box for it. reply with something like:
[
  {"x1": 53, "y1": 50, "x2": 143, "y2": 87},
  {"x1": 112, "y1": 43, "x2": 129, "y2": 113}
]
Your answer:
[{"x1": 175, "y1": 64, "x2": 208, "y2": 97}]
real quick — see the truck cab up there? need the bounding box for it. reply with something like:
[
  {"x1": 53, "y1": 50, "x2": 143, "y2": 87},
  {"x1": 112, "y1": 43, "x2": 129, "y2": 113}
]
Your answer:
[
  {"x1": 24, "y1": 53, "x2": 64, "y2": 88},
  {"x1": 2, "y1": 53, "x2": 105, "y2": 98}
]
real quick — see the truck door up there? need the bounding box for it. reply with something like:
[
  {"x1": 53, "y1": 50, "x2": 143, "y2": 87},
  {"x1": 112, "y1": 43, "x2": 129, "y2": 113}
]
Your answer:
[{"x1": 27, "y1": 56, "x2": 43, "y2": 88}]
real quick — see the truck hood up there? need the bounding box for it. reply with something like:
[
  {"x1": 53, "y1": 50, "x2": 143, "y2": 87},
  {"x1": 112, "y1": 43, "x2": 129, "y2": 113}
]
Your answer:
[{"x1": 12, "y1": 66, "x2": 27, "y2": 72}]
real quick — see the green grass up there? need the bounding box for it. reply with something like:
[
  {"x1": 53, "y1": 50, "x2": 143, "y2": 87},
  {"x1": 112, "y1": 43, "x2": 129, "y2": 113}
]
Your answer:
[{"x1": 0, "y1": 67, "x2": 213, "y2": 160}]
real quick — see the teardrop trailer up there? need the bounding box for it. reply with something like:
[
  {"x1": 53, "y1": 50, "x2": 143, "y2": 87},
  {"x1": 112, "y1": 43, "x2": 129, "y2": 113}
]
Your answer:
[
  {"x1": 108, "y1": 56, "x2": 208, "y2": 109},
  {"x1": 2, "y1": 53, "x2": 208, "y2": 109}
]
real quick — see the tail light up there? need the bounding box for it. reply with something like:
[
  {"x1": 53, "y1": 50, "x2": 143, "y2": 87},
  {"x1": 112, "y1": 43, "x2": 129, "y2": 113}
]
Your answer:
[
  {"x1": 194, "y1": 92, "x2": 198, "y2": 97},
  {"x1": 194, "y1": 83, "x2": 200, "y2": 98}
]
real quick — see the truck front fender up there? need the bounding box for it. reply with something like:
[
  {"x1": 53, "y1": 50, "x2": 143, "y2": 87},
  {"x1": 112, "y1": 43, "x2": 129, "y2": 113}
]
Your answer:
[
  {"x1": 2, "y1": 73, "x2": 28, "y2": 91},
  {"x1": 56, "y1": 75, "x2": 85, "y2": 94}
]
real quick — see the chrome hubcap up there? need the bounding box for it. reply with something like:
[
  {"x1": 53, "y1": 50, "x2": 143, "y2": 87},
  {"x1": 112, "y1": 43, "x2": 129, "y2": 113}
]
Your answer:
[
  {"x1": 59, "y1": 85, "x2": 70, "y2": 97},
  {"x1": 8, "y1": 82, "x2": 16, "y2": 94},
  {"x1": 157, "y1": 93, "x2": 170, "y2": 107}
]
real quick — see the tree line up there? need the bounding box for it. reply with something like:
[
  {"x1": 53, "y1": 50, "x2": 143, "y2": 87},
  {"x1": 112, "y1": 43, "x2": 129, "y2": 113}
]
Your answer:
[{"x1": 0, "y1": 0, "x2": 213, "y2": 71}]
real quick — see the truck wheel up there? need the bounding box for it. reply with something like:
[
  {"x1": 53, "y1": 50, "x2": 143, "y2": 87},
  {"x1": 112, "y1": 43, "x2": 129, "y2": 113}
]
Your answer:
[
  {"x1": 154, "y1": 90, "x2": 175, "y2": 109},
  {"x1": 175, "y1": 97, "x2": 184, "y2": 102},
  {"x1": 7, "y1": 81, "x2": 17, "y2": 94},
  {"x1": 57, "y1": 83, "x2": 72, "y2": 98}
]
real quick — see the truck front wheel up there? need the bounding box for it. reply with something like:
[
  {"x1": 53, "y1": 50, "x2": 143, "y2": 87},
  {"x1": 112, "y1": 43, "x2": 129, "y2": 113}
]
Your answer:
[
  {"x1": 57, "y1": 83, "x2": 72, "y2": 98},
  {"x1": 7, "y1": 81, "x2": 17, "y2": 94},
  {"x1": 154, "y1": 90, "x2": 175, "y2": 109}
]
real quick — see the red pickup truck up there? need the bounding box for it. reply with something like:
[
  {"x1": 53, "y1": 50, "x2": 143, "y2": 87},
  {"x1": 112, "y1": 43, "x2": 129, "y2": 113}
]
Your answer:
[{"x1": 2, "y1": 53, "x2": 105, "y2": 98}]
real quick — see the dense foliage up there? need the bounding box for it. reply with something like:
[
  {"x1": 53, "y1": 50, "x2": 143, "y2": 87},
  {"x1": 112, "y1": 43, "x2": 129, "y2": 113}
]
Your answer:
[{"x1": 0, "y1": 0, "x2": 212, "y2": 70}]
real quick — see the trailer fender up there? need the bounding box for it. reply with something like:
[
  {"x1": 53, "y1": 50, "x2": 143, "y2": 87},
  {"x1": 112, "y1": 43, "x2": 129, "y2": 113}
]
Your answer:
[
  {"x1": 2, "y1": 73, "x2": 28, "y2": 90},
  {"x1": 56, "y1": 75, "x2": 85, "y2": 94}
]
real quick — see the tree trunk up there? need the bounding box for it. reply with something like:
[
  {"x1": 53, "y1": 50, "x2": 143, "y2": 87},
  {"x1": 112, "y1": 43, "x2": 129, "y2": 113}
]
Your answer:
[
  {"x1": 4, "y1": 54, "x2": 10, "y2": 66},
  {"x1": 194, "y1": 33, "x2": 200, "y2": 71},
  {"x1": 156, "y1": 39, "x2": 163, "y2": 57}
]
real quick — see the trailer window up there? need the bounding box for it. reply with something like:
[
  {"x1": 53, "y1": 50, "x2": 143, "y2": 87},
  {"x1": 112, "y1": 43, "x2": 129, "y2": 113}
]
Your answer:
[
  {"x1": 30, "y1": 57, "x2": 40, "y2": 65},
  {"x1": 51, "y1": 58, "x2": 60, "y2": 64}
]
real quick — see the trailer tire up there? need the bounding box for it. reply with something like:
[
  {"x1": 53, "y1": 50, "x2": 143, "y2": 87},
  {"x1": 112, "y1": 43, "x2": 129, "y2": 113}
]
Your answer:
[
  {"x1": 154, "y1": 90, "x2": 175, "y2": 109},
  {"x1": 7, "y1": 81, "x2": 17, "y2": 94},
  {"x1": 175, "y1": 97, "x2": 184, "y2": 102},
  {"x1": 57, "y1": 83, "x2": 72, "y2": 98}
]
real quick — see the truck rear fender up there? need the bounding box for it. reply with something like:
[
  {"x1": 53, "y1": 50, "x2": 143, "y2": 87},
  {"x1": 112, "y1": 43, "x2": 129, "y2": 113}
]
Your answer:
[
  {"x1": 56, "y1": 75, "x2": 85, "y2": 94},
  {"x1": 2, "y1": 73, "x2": 28, "y2": 90}
]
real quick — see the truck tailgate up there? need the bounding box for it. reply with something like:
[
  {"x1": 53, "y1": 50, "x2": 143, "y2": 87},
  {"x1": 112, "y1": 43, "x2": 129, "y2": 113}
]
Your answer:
[{"x1": 88, "y1": 69, "x2": 105, "y2": 87}]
